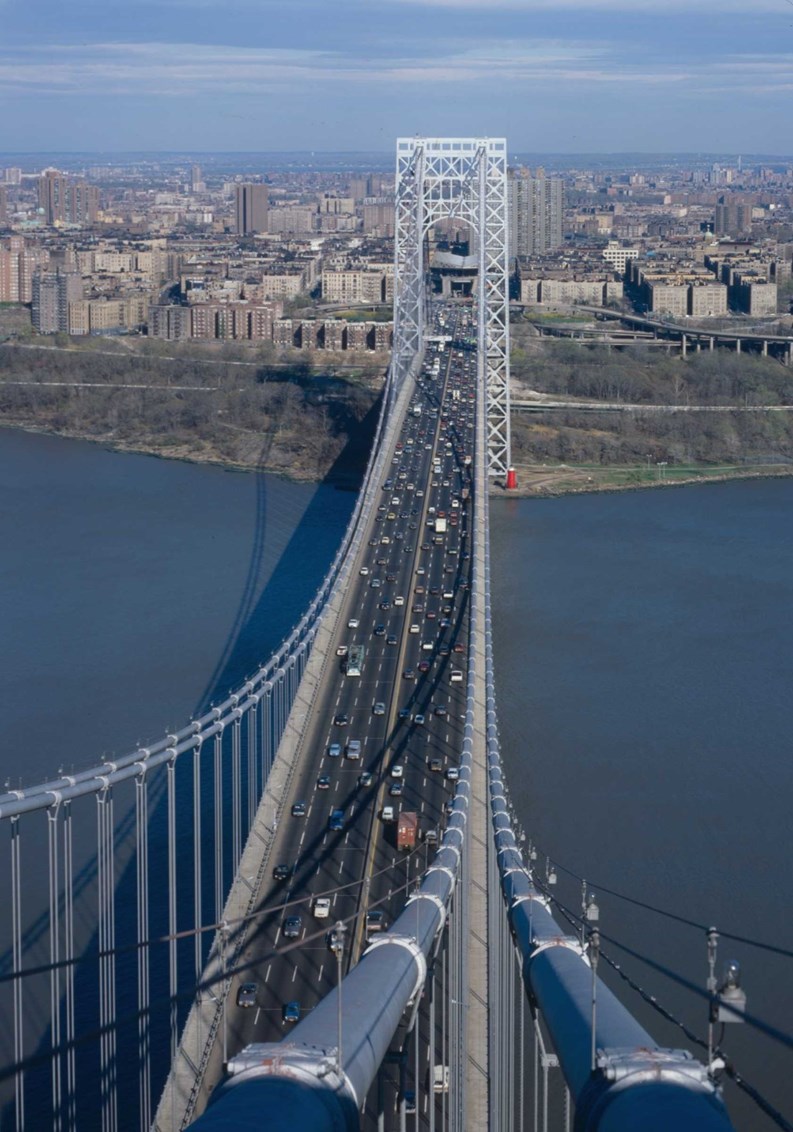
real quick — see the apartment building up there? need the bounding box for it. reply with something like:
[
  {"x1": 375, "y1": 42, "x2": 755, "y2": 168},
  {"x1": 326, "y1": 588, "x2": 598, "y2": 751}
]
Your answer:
[
  {"x1": 234, "y1": 184, "x2": 269, "y2": 235},
  {"x1": 31, "y1": 270, "x2": 83, "y2": 333},
  {"x1": 508, "y1": 168, "x2": 564, "y2": 257},
  {"x1": 0, "y1": 237, "x2": 48, "y2": 302}
]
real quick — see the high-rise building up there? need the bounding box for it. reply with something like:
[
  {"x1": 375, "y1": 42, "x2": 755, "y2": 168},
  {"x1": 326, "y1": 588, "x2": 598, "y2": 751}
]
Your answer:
[
  {"x1": 191, "y1": 165, "x2": 205, "y2": 193},
  {"x1": 234, "y1": 183, "x2": 269, "y2": 235},
  {"x1": 38, "y1": 169, "x2": 99, "y2": 226},
  {"x1": 31, "y1": 269, "x2": 83, "y2": 333},
  {"x1": 508, "y1": 168, "x2": 564, "y2": 258},
  {"x1": 0, "y1": 237, "x2": 48, "y2": 302},
  {"x1": 3, "y1": 167, "x2": 22, "y2": 185},
  {"x1": 0, "y1": 186, "x2": 7, "y2": 226}
]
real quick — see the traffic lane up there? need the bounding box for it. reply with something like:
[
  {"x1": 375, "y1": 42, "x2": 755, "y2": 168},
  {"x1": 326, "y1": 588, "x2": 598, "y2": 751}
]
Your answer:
[{"x1": 232, "y1": 342, "x2": 462, "y2": 1061}]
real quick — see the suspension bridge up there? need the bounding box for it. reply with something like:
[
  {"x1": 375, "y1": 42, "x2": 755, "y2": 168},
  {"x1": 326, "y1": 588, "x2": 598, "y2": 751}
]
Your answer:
[{"x1": 0, "y1": 139, "x2": 774, "y2": 1132}]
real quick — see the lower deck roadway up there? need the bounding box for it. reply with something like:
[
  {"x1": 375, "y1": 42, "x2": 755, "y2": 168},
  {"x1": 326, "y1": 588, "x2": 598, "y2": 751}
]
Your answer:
[{"x1": 192, "y1": 315, "x2": 478, "y2": 1126}]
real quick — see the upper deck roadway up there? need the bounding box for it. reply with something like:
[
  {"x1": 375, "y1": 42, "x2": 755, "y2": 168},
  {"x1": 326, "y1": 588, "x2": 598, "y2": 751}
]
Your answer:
[{"x1": 192, "y1": 306, "x2": 478, "y2": 1128}]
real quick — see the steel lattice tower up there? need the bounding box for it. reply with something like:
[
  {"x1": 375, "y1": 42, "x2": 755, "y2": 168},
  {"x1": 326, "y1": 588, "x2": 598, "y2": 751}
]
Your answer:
[{"x1": 393, "y1": 137, "x2": 511, "y2": 477}]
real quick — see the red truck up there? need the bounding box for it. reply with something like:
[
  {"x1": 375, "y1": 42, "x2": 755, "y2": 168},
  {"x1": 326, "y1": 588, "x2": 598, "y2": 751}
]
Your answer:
[{"x1": 397, "y1": 811, "x2": 419, "y2": 851}]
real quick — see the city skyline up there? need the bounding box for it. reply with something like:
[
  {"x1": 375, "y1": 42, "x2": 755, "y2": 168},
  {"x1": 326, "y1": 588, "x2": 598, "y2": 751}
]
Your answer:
[{"x1": 0, "y1": 0, "x2": 791, "y2": 154}]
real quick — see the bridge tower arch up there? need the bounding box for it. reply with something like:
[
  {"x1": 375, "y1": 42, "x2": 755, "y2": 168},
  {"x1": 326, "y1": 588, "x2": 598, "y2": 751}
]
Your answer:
[{"x1": 394, "y1": 137, "x2": 512, "y2": 477}]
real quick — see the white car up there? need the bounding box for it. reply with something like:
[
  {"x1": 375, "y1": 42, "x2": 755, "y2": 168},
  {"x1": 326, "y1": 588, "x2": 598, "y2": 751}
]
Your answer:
[
  {"x1": 394, "y1": 595, "x2": 405, "y2": 606},
  {"x1": 409, "y1": 623, "x2": 420, "y2": 634},
  {"x1": 348, "y1": 618, "x2": 360, "y2": 629},
  {"x1": 381, "y1": 805, "x2": 395, "y2": 822},
  {"x1": 313, "y1": 898, "x2": 331, "y2": 919},
  {"x1": 359, "y1": 566, "x2": 369, "y2": 576},
  {"x1": 390, "y1": 764, "x2": 404, "y2": 779}
]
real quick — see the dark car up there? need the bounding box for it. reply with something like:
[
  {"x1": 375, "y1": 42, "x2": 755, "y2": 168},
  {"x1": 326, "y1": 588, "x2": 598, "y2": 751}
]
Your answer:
[
  {"x1": 333, "y1": 713, "x2": 349, "y2": 727},
  {"x1": 374, "y1": 624, "x2": 386, "y2": 637},
  {"x1": 366, "y1": 909, "x2": 387, "y2": 936},
  {"x1": 403, "y1": 668, "x2": 416, "y2": 680},
  {"x1": 387, "y1": 634, "x2": 398, "y2": 646},
  {"x1": 283, "y1": 916, "x2": 302, "y2": 939},
  {"x1": 272, "y1": 863, "x2": 291, "y2": 881},
  {"x1": 236, "y1": 981, "x2": 258, "y2": 1008},
  {"x1": 435, "y1": 706, "x2": 448, "y2": 718},
  {"x1": 291, "y1": 801, "x2": 307, "y2": 817},
  {"x1": 317, "y1": 774, "x2": 331, "y2": 790},
  {"x1": 282, "y1": 1001, "x2": 300, "y2": 1024},
  {"x1": 404, "y1": 1090, "x2": 417, "y2": 1114}
]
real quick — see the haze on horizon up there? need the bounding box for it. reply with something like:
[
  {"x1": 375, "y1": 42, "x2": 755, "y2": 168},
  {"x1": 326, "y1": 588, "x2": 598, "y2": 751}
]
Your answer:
[{"x1": 0, "y1": 0, "x2": 790, "y2": 155}]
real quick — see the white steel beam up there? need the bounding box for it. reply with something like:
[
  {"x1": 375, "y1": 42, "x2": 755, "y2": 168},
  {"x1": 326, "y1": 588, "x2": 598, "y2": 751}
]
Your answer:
[{"x1": 394, "y1": 137, "x2": 511, "y2": 476}]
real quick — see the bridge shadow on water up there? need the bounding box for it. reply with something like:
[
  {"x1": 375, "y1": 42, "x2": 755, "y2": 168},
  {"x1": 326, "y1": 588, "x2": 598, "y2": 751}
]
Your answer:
[{"x1": 3, "y1": 386, "x2": 382, "y2": 1131}]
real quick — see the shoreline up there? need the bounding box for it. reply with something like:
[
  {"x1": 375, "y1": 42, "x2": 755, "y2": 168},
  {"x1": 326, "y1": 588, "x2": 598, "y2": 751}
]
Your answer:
[
  {"x1": 493, "y1": 463, "x2": 793, "y2": 498},
  {"x1": 2, "y1": 418, "x2": 791, "y2": 498}
]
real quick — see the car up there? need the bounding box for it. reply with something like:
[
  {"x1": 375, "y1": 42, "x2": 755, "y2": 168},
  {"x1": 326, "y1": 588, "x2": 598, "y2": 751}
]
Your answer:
[
  {"x1": 415, "y1": 585, "x2": 426, "y2": 595},
  {"x1": 421, "y1": 543, "x2": 431, "y2": 551},
  {"x1": 424, "y1": 828, "x2": 439, "y2": 845},
  {"x1": 389, "y1": 781, "x2": 404, "y2": 797},
  {"x1": 416, "y1": 567, "x2": 426, "y2": 575},
  {"x1": 435, "y1": 706, "x2": 448, "y2": 718},
  {"x1": 394, "y1": 595, "x2": 405, "y2": 606},
  {"x1": 453, "y1": 643, "x2": 465, "y2": 654},
  {"x1": 404, "y1": 1090, "x2": 417, "y2": 1114},
  {"x1": 348, "y1": 618, "x2": 359, "y2": 629},
  {"x1": 368, "y1": 538, "x2": 378, "y2": 547},
  {"x1": 370, "y1": 578, "x2": 381, "y2": 588},
  {"x1": 272, "y1": 863, "x2": 291, "y2": 881},
  {"x1": 346, "y1": 739, "x2": 362, "y2": 760},
  {"x1": 366, "y1": 909, "x2": 387, "y2": 935},
  {"x1": 379, "y1": 600, "x2": 391, "y2": 611},
  {"x1": 237, "y1": 981, "x2": 258, "y2": 1008},
  {"x1": 326, "y1": 925, "x2": 345, "y2": 952},
  {"x1": 426, "y1": 610, "x2": 437, "y2": 620},
  {"x1": 333, "y1": 714, "x2": 348, "y2": 728},
  {"x1": 444, "y1": 800, "x2": 455, "y2": 816},
  {"x1": 336, "y1": 644, "x2": 348, "y2": 658},
  {"x1": 380, "y1": 536, "x2": 391, "y2": 545},
  {"x1": 283, "y1": 916, "x2": 302, "y2": 939},
  {"x1": 313, "y1": 897, "x2": 331, "y2": 919},
  {"x1": 381, "y1": 805, "x2": 395, "y2": 822},
  {"x1": 358, "y1": 771, "x2": 374, "y2": 787},
  {"x1": 359, "y1": 566, "x2": 369, "y2": 576},
  {"x1": 418, "y1": 660, "x2": 431, "y2": 673},
  {"x1": 317, "y1": 774, "x2": 331, "y2": 790},
  {"x1": 390, "y1": 764, "x2": 404, "y2": 779},
  {"x1": 446, "y1": 767, "x2": 460, "y2": 781},
  {"x1": 372, "y1": 702, "x2": 386, "y2": 716},
  {"x1": 398, "y1": 707, "x2": 411, "y2": 720},
  {"x1": 429, "y1": 757, "x2": 443, "y2": 772},
  {"x1": 329, "y1": 809, "x2": 345, "y2": 831},
  {"x1": 403, "y1": 668, "x2": 416, "y2": 680},
  {"x1": 282, "y1": 1001, "x2": 301, "y2": 1024},
  {"x1": 291, "y1": 801, "x2": 307, "y2": 817},
  {"x1": 414, "y1": 713, "x2": 426, "y2": 726},
  {"x1": 373, "y1": 624, "x2": 386, "y2": 637},
  {"x1": 386, "y1": 634, "x2": 398, "y2": 646},
  {"x1": 328, "y1": 742, "x2": 342, "y2": 758},
  {"x1": 409, "y1": 623, "x2": 420, "y2": 634}
]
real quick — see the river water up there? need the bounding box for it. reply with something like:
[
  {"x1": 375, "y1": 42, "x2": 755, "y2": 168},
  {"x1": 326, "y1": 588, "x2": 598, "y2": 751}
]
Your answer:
[
  {"x1": 490, "y1": 481, "x2": 793, "y2": 1131},
  {"x1": 1, "y1": 429, "x2": 790, "y2": 1129}
]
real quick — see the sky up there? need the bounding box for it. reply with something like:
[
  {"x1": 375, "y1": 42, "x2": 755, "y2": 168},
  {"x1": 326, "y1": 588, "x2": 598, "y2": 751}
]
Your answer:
[{"x1": 0, "y1": 0, "x2": 791, "y2": 155}]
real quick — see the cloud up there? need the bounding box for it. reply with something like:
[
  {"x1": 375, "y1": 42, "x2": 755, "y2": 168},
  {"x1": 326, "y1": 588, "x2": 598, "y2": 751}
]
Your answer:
[
  {"x1": 0, "y1": 38, "x2": 786, "y2": 99},
  {"x1": 389, "y1": 0, "x2": 790, "y2": 9}
]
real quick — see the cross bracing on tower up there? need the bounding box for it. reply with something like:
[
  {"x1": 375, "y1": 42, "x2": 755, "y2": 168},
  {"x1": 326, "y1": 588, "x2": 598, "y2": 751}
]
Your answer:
[{"x1": 394, "y1": 137, "x2": 511, "y2": 477}]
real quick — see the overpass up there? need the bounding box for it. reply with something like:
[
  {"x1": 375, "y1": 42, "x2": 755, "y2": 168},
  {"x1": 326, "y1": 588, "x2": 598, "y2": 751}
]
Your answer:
[{"x1": 0, "y1": 140, "x2": 753, "y2": 1132}]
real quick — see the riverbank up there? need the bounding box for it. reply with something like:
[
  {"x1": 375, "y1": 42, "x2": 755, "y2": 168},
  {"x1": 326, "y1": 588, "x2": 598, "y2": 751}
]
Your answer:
[{"x1": 497, "y1": 460, "x2": 793, "y2": 497}]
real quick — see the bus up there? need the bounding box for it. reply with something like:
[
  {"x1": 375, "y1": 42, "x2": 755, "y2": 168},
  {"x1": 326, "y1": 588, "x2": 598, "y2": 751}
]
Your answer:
[{"x1": 345, "y1": 645, "x2": 365, "y2": 677}]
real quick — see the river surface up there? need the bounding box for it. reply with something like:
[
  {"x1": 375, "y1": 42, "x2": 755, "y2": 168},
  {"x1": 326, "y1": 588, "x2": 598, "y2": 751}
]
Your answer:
[
  {"x1": 490, "y1": 481, "x2": 793, "y2": 1132},
  {"x1": 1, "y1": 429, "x2": 791, "y2": 1129}
]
